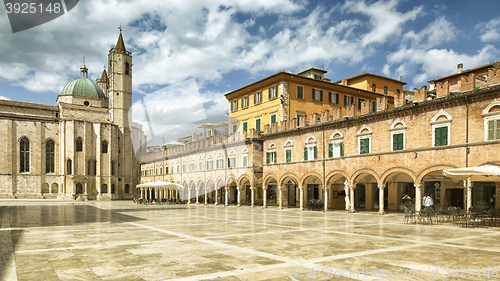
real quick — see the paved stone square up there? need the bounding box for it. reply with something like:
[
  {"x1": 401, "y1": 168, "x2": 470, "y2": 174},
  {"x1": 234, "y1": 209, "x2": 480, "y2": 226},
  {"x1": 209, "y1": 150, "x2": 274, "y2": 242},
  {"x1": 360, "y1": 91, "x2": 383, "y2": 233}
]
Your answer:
[{"x1": 1, "y1": 201, "x2": 500, "y2": 280}]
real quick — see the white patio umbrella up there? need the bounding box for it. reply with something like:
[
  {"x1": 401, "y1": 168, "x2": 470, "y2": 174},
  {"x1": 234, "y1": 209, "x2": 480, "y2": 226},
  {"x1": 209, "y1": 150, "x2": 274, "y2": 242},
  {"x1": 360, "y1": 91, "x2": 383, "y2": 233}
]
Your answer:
[
  {"x1": 443, "y1": 164, "x2": 500, "y2": 209},
  {"x1": 443, "y1": 165, "x2": 500, "y2": 181},
  {"x1": 137, "y1": 181, "x2": 184, "y2": 189}
]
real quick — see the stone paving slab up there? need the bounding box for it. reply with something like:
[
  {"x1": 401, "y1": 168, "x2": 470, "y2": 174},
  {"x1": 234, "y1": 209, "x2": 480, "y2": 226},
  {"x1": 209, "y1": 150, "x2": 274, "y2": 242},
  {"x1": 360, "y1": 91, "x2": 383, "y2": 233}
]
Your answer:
[{"x1": 1, "y1": 201, "x2": 500, "y2": 280}]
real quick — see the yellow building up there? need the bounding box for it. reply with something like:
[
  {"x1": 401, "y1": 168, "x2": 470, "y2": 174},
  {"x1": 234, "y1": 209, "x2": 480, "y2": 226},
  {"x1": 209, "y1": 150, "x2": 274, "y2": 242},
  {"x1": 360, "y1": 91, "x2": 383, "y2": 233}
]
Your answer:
[
  {"x1": 335, "y1": 72, "x2": 406, "y2": 96},
  {"x1": 225, "y1": 68, "x2": 397, "y2": 134}
]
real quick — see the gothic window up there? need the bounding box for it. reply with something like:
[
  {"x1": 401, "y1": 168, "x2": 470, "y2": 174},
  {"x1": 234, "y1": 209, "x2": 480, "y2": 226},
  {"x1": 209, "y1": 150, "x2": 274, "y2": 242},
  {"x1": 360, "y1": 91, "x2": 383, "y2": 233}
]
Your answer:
[
  {"x1": 267, "y1": 143, "x2": 277, "y2": 164},
  {"x1": 242, "y1": 148, "x2": 248, "y2": 167},
  {"x1": 76, "y1": 137, "x2": 83, "y2": 152},
  {"x1": 482, "y1": 100, "x2": 500, "y2": 141},
  {"x1": 45, "y1": 139, "x2": 55, "y2": 174},
  {"x1": 67, "y1": 159, "x2": 72, "y2": 174},
  {"x1": 284, "y1": 140, "x2": 293, "y2": 163},
  {"x1": 102, "y1": 141, "x2": 108, "y2": 153},
  {"x1": 20, "y1": 137, "x2": 29, "y2": 173}
]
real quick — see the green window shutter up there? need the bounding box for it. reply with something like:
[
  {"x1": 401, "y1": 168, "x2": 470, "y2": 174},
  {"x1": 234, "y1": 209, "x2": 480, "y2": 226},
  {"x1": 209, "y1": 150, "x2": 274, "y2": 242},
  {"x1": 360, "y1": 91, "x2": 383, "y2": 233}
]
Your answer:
[
  {"x1": 320, "y1": 90, "x2": 323, "y2": 102},
  {"x1": 328, "y1": 143, "x2": 333, "y2": 158},
  {"x1": 336, "y1": 93, "x2": 339, "y2": 104},
  {"x1": 243, "y1": 122, "x2": 247, "y2": 131},
  {"x1": 435, "y1": 126, "x2": 448, "y2": 146},
  {"x1": 271, "y1": 115, "x2": 276, "y2": 124},
  {"x1": 254, "y1": 93, "x2": 256, "y2": 105},
  {"x1": 228, "y1": 158, "x2": 230, "y2": 168},
  {"x1": 360, "y1": 138, "x2": 369, "y2": 154},
  {"x1": 393, "y1": 133, "x2": 403, "y2": 151},
  {"x1": 286, "y1": 149, "x2": 292, "y2": 162},
  {"x1": 488, "y1": 120, "x2": 495, "y2": 140},
  {"x1": 268, "y1": 87, "x2": 272, "y2": 100},
  {"x1": 256, "y1": 119, "x2": 261, "y2": 132},
  {"x1": 166, "y1": 167, "x2": 168, "y2": 174},
  {"x1": 304, "y1": 147, "x2": 308, "y2": 161},
  {"x1": 266, "y1": 152, "x2": 270, "y2": 164},
  {"x1": 496, "y1": 120, "x2": 500, "y2": 140},
  {"x1": 313, "y1": 146, "x2": 317, "y2": 160},
  {"x1": 340, "y1": 142, "x2": 344, "y2": 157}
]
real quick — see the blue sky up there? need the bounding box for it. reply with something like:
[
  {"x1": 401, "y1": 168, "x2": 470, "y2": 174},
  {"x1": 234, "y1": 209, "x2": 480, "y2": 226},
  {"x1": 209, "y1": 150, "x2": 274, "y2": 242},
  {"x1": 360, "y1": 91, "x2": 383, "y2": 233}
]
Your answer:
[{"x1": 0, "y1": 0, "x2": 499, "y2": 125}]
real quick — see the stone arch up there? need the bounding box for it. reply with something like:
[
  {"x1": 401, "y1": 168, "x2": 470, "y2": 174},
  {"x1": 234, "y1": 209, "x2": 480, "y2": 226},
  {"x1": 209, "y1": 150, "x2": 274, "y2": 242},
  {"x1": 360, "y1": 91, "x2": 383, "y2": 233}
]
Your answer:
[
  {"x1": 51, "y1": 183, "x2": 58, "y2": 193},
  {"x1": 226, "y1": 175, "x2": 237, "y2": 186},
  {"x1": 325, "y1": 170, "x2": 350, "y2": 184},
  {"x1": 416, "y1": 164, "x2": 457, "y2": 183},
  {"x1": 215, "y1": 177, "x2": 225, "y2": 188},
  {"x1": 381, "y1": 167, "x2": 417, "y2": 184},
  {"x1": 329, "y1": 130, "x2": 343, "y2": 140},
  {"x1": 390, "y1": 118, "x2": 408, "y2": 130},
  {"x1": 431, "y1": 109, "x2": 453, "y2": 123},
  {"x1": 300, "y1": 171, "x2": 324, "y2": 187},
  {"x1": 237, "y1": 174, "x2": 252, "y2": 187},
  {"x1": 41, "y1": 182, "x2": 49, "y2": 194},
  {"x1": 278, "y1": 172, "x2": 300, "y2": 187},
  {"x1": 263, "y1": 173, "x2": 279, "y2": 186},
  {"x1": 351, "y1": 168, "x2": 381, "y2": 185},
  {"x1": 482, "y1": 98, "x2": 500, "y2": 115},
  {"x1": 357, "y1": 125, "x2": 372, "y2": 135},
  {"x1": 284, "y1": 139, "x2": 293, "y2": 147},
  {"x1": 196, "y1": 178, "x2": 204, "y2": 189}
]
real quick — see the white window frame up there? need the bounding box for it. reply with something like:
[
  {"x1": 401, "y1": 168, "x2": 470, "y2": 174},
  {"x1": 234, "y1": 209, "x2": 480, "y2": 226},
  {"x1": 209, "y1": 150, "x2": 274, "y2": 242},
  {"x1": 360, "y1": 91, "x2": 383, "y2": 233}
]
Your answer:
[
  {"x1": 268, "y1": 143, "x2": 277, "y2": 164},
  {"x1": 305, "y1": 136, "x2": 316, "y2": 161},
  {"x1": 284, "y1": 140, "x2": 293, "y2": 162},
  {"x1": 254, "y1": 90, "x2": 262, "y2": 104},
  {"x1": 312, "y1": 89, "x2": 322, "y2": 102},
  {"x1": 241, "y1": 95, "x2": 249, "y2": 108},
  {"x1": 482, "y1": 100, "x2": 500, "y2": 141},
  {"x1": 269, "y1": 85, "x2": 278, "y2": 99},
  {"x1": 357, "y1": 125, "x2": 372, "y2": 155},
  {"x1": 242, "y1": 148, "x2": 248, "y2": 167},
  {"x1": 431, "y1": 110, "x2": 452, "y2": 147},
  {"x1": 390, "y1": 119, "x2": 407, "y2": 151}
]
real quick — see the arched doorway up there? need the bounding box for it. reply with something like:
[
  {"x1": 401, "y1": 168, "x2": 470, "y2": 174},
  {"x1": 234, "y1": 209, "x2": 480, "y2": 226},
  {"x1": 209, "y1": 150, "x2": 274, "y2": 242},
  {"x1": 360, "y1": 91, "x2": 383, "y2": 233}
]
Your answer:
[
  {"x1": 76, "y1": 183, "x2": 83, "y2": 194},
  {"x1": 302, "y1": 175, "x2": 322, "y2": 208},
  {"x1": 326, "y1": 174, "x2": 348, "y2": 210},
  {"x1": 384, "y1": 172, "x2": 414, "y2": 211},
  {"x1": 353, "y1": 173, "x2": 377, "y2": 210},
  {"x1": 266, "y1": 178, "x2": 278, "y2": 206}
]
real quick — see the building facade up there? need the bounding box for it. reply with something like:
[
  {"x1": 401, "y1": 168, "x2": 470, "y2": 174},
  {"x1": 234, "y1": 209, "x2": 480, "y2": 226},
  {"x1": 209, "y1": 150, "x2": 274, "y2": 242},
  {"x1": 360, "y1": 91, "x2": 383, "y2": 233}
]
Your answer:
[
  {"x1": 141, "y1": 63, "x2": 500, "y2": 213},
  {"x1": 225, "y1": 68, "x2": 396, "y2": 135},
  {"x1": 0, "y1": 32, "x2": 141, "y2": 200}
]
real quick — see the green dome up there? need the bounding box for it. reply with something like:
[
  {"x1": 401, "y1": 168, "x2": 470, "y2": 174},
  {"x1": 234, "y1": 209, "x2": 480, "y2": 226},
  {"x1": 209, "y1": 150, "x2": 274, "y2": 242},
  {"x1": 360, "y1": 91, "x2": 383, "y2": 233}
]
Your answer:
[{"x1": 61, "y1": 77, "x2": 107, "y2": 99}]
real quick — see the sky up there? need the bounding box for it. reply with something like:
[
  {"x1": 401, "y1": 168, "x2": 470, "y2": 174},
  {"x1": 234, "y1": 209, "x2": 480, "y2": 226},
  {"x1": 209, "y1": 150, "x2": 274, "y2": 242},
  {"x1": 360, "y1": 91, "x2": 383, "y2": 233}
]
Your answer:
[{"x1": 0, "y1": 0, "x2": 499, "y2": 142}]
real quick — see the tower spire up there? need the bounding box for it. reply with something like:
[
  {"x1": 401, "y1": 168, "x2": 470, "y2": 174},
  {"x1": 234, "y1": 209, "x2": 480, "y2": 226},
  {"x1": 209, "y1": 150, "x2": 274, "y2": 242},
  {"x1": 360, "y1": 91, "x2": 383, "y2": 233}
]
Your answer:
[
  {"x1": 80, "y1": 56, "x2": 88, "y2": 78},
  {"x1": 115, "y1": 26, "x2": 126, "y2": 52}
]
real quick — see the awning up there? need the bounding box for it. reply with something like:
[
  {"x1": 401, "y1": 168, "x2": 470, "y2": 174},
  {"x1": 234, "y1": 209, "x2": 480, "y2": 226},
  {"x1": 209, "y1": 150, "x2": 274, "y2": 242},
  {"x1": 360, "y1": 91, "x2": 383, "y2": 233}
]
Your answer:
[
  {"x1": 137, "y1": 181, "x2": 184, "y2": 189},
  {"x1": 443, "y1": 165, "x2": 500, "y2": 181}
]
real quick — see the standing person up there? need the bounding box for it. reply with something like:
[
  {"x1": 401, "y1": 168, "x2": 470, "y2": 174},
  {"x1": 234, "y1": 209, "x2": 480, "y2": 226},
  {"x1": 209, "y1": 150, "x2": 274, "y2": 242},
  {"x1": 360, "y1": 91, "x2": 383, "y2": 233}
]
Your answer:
[
  {"x1": 402, "y1": 194, "x2": 412, "y2": 208},
  {"x1": 429, "y1": 194, "x2": 435, "y2": 209},
  {"x1": 424, "y1": 194, "x2": 432, "y2": 208},
  {"x1": 422, "y1": 193, "x2": 427, "y2": 208}
]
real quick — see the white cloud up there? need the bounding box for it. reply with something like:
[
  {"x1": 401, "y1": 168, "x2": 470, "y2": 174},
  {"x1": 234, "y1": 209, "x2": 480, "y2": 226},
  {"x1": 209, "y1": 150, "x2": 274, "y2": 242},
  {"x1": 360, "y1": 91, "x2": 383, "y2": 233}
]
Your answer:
[
  {"x1": 403, "y1": 17, "x2": 456, "y2": 49},
  {"x1": 0, "y1": 95, "x2": 10, "y2": 100},
  {"x1": 477, "y1": 17, "x2": 500, "y2": 42},
  {"x1": 386, "y1": 45, "x2": 497, "y2": 87},
  {"x1": 343, "y1": 0, "x2": 423, "y2": 46}
]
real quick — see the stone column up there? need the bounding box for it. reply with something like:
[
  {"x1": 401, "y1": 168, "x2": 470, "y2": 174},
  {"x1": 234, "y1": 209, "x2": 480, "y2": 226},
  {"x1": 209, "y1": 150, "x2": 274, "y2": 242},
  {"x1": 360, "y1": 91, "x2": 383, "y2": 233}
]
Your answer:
[
  {"x1": 214, "y1": 187, "x2": 219, "y2": 205},
  {"x1": 195, "y1": 187, "x2": 199, "y2": 204},
  {"x1": 84, "y1": 183, "x2": 88, "y2": 195},
  {"x1": 262, "y1": 187, "x2": 268, "y2": 208},
  {"x1": 204, "y1": 186, "x2": 208, "y2": 205},
  {"x1": 323, "y1": 185, "x2": 328, "y2": 212},
  {"x1": 187, "y1": 188, "x2": 191, "y2": 204},
  {"x1": 414, "y1": 184, "x2": 421, "y2": 212},
  {"x1": 299, "y1": 186, "x2": 304, "y2": 211},
  {"x1": 149, "y1": 188, "x2": 152, "y2": 200},
  {"x1": 225, "y1": 186, "x2": 229, "y2": 206},
  {"x1": 237, "y1": 186, "x2": 241, "y2": 207},
  {"x1": 349, "y1": 185, "x2": 355, "y2": 213},
  {"x1": 250, "y1": 187, "x2": 255, "y2": 207},
  {"x1": 465, "y1": 178, "x2": 473, "y2": 211},
  {"x1": 278, "y1": 186, "x2": 283, "y2": 209},
  {"x1": 378, "y1": 185, "x2": 385, "y2": 215}
]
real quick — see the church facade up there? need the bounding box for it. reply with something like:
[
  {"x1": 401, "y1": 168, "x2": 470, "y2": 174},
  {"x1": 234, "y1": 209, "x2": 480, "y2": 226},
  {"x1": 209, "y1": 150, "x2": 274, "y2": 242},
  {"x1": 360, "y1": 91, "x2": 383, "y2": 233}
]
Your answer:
[{"x1": 0, "y1": 32, "x2": 141, "y2": 200}]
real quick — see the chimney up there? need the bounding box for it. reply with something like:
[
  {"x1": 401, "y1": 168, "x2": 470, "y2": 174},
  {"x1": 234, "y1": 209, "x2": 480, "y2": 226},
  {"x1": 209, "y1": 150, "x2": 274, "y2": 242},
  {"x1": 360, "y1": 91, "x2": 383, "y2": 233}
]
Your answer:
[{"x1": 458, "y1": 63, "x2": 463, "y2": 73}]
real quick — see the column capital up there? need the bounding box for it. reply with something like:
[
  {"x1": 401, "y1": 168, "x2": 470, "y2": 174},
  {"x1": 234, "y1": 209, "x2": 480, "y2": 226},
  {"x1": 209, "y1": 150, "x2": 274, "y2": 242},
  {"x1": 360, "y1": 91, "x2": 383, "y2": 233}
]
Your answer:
[
  {"x1": 236, "y1": 186, "x2": 242, "y2": 191},
  {"x1": 278, "y1": 186, "x2": 283, "y2": 191},
  {"x1": 298, "y1": 186, "x2": 304, "y2": 191},
  {"x1": 262, "y1": 186, "x2": 268, "y2": 191},
  {"x1": 250, "y1": 186, "x2": 256, "y2": 191},
  {"x1": 377, "y1": 184, "x2": 385, "y2": 190}
]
